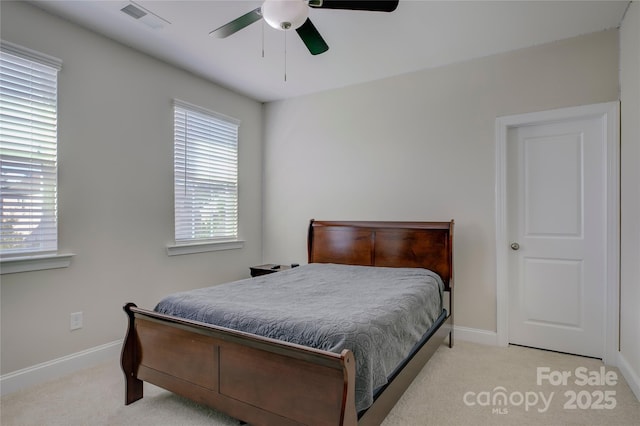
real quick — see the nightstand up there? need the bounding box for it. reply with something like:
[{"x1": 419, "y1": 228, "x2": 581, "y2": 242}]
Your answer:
[{"x1": 250, "y1": 263, "x2": 298, "y2": 277}]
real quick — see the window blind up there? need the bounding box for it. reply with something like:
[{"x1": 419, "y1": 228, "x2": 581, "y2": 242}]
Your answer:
[
  {"x1": 173, "y1": 100, "x2": 240, "y2": 243},
  {"x1": 1, "y1": 42, "x2": 61, "y2": 256}
]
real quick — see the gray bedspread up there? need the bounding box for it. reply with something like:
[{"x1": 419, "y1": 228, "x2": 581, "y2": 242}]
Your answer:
[{"x1": 154, "y1": 263, "x2": 444, "y2": 412}]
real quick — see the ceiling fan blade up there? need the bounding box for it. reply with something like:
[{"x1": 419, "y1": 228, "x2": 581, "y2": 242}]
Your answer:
[
  {"x1": 296, "y1": 18, "x2": 329, "y2": 55},
  {"x1": 209, "y1": 7, "x2": 262, "y2": 38},
  {"x1": 309, "y1": 0, "x2": 398, "y2": 12}
]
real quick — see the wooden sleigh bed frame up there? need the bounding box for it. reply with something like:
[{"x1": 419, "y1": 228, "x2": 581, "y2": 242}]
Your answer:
[{"x1": 121, "y1": 220, "x2": 454, "y2": 426}]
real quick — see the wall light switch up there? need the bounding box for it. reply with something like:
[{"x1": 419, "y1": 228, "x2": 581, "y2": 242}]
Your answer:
[{"x1": 70, "y1": 311, "x2": 83, "y2": 330}]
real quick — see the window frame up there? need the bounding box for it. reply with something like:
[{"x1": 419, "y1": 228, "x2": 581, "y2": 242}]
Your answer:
[
  {"x1": 0, "y1": 41, "x2": 73, "y2": 274},
  {"x1": 167, "y1": 99, "x2": 243, "y2": 256}
]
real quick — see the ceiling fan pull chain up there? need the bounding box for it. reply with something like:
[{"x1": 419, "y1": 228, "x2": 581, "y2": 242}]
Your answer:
[
  {"x1": 284, "y1": 30, "x2": 287, "y2": 82},
  {"x1": 261, "y1": 20, "x2": 265, "y2": 58}
]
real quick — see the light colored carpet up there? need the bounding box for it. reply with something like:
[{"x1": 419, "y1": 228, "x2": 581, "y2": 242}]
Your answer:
[{"x1": 2, "y1": 341, "x2": 639, "y2": 425}]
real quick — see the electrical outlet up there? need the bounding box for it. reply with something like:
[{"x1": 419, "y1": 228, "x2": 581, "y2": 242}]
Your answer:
[{"x1": 70, "y1": 312, "x2": 83, "y2": 330}]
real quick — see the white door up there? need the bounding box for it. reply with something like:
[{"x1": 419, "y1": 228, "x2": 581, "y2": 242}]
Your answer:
[{"x1": 506, "y1": 115, "x2": 607, "y2": 358}]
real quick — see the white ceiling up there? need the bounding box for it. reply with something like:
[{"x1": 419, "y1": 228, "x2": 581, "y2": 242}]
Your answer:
[{"x1": 29, "y1": 0, "x2": 629, "y2": 103}]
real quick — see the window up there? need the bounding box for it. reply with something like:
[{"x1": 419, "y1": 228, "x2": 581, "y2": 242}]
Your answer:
[
  {"x1": 171, "y1": 100, "x2": 240, "y2": 253},
  {"x1": 1, "y1": 41, "x2": 62, "y2": 258}
]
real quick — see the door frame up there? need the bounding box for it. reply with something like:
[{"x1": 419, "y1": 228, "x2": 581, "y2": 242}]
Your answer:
[{"x1": 495, "y1": 102, "x2": 620, "y2": 365}]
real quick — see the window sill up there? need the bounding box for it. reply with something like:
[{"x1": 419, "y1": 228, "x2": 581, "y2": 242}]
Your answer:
[
  {"x1": 0, "y1": 253, "x2": 75, "y2": 275},
  {"x1": 166, "y1": 240, "x2": 245, "y2": 256}
]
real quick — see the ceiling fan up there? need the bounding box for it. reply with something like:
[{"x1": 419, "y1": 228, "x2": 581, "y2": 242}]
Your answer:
[{"x1": 209, "y1": 0, "x2": 399, "y2": 55}]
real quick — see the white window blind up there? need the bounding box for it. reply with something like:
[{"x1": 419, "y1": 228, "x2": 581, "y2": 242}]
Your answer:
[
  {"x1": 173, "y1": 100, "x2": 240, "y2": 243},
  {"x1": 1, "y1": 42, "x2": 61, "y2": 256}
]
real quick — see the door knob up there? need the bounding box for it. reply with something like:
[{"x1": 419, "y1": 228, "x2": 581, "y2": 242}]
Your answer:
[{"x1": 510, "y1": 242, "x2": 520, "y2": 250}]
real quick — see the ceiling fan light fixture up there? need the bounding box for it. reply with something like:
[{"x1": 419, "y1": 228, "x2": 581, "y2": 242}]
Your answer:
[{"x1": 261, "y1": 0, "x2": 308, "y2": 31}]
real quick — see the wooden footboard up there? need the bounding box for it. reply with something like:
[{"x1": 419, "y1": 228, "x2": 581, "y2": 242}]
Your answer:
[{"x1": 122, "y1": 303, "x2": 358, "y2": 426}]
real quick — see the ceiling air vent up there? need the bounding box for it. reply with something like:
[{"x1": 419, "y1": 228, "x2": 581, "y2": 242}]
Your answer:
[
  {"x1": 121, "y1": 4, "x2": 147, "y2": 20},
  {"x1": 120, "y1": 2, "x2": 170, "y2": 30}
]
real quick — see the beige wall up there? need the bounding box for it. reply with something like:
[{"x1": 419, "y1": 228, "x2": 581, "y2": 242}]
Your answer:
[
  {"x1": 262, "y1": 30, "x2": 620, "y2": 334},
  {"x1": 0, "y1": 2, "x2": 264, "y2": 374},
  {"x1": 620, "y1": 1, "x2": 640, "y2": 397}
]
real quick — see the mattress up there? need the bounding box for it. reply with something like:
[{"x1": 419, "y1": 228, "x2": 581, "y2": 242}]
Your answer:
[{"x1": 154, "y1": 263, "x2": 444, "y2": 412}]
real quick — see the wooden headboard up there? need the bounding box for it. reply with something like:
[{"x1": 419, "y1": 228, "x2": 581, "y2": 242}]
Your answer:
[{"x1": 307, "y1": 220, "x2": 454, "y2": 291}]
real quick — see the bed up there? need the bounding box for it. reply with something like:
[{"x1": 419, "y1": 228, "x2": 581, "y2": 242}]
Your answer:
[{"x1": 121, "y1": 220, "x2": 454, "y2": 426}]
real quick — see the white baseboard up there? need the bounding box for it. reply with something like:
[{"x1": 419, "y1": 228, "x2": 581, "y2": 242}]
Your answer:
[
  {"x1": 0, "y1": 340, "x2": 122, "y2": 396},
  {"x1": 617, "y1": 351, "x2": 640, "y2": 402},
  {"x1": 453, "y1": 325, "x2": 499, "y2": 346}
]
